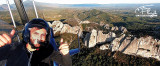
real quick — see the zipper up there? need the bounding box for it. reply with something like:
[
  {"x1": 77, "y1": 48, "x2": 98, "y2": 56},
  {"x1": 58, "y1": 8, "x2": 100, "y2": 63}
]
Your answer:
[{"x1": 28, "y1": 52, "x2": 33, "y2": 66}]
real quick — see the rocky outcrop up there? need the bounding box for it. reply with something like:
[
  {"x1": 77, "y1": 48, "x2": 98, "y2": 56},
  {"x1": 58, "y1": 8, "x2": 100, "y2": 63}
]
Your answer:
[
  {"x1": 118, "y1": 37, "x2": 132, "y2": 52},
  {"x1": 136, "y1": 36, "x2": 160, "y2": 59},
  {"x1": 122, "y1": 37, "x2": 139, "y2": 55},
  {"x1": 100, "y1": 44, "x2": 110, "y2": 50},
  {"x1": 119, "y1": 26, "x2": 128, "y2": 33},
  {"x1": 52, "y1": 21, "x2": 64, "y2": 34},
  {"x1": 48, "y1": 20, "x2": 160, "y2": 60},
  {"x1": 80, "y1": 21, "x2": 90, "y2": 24},
  {"x1": 83, "y1": 28, "x2": 160, "y2": 60},
  {"x1": 111, "y1": 26, "x2": 128, "y2": 33},
  {"x1": 104, "y1": 24, "x2": 110, "y2": 30},
  {"x1": 60, "y1": 24, "x2": 71, "y2": 34},
  {"x1": 88, "y1": 29, "x2": 97, "y2": 48},
  {"x1": 48, "y1": 21, "x2": 82, "y2": 36},
  {"x1": 96, "y1": 31, "x2": 116, "y2": 44},
  {"x1": 106, "y1": 32, "x2": 116, "y2": 42},
  {"x1": 112, "y1": 36, "x2": 160, "y2": 60},
  {"x1": 111, "y1": 34, "x2": 126, "y2": 51},
  {"x1": 83, "y1": 29, "x2": 116, "y2": 48},
  {"x1": 96, "y1": 31, "x2": 107, "y2": 43},
  {"x1": 111, "y1": 26, "x2": 119, "y2": 31}
]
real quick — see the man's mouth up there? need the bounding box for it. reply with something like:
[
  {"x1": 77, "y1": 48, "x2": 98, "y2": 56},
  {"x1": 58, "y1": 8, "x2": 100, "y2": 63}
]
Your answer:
[
  {"x1": 34, "y1": 44, "x2": 40, "y2": 47},
  {"x1": 33, "y1": 39, "x2": 41, "y2": 47}
]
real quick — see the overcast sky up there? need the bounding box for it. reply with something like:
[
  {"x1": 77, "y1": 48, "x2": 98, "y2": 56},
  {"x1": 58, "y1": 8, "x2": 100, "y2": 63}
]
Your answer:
[{"x1": 1, "y1": 0, "x2": 160, "y2": 5}]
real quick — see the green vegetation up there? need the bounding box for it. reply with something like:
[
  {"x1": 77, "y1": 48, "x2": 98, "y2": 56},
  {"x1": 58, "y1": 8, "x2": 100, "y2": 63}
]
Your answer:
[
  {"x1": 1, "y1": 8, "x2": 160, "y2": 31},
  {"x1": 77, "y1": 9, "x2": 123, "y2": 24},
  {"x1": 71, "y1": 44, "x2": 160, "y2": 66}
]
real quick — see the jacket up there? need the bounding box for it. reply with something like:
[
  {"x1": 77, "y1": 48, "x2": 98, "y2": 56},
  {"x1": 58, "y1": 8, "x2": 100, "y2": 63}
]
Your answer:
[{"x1": 0, "y1": 42, "x2": 72, "y2": 66}]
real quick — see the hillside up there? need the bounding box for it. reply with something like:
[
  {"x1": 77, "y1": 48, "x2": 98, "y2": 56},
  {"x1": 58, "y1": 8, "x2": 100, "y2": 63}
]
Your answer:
[
  {"x1": 0, "y1": 20, "x2": 12, "y2": 34},
  {"x1": 77, "y1": 9, "x2": 122, "y2": 23}
]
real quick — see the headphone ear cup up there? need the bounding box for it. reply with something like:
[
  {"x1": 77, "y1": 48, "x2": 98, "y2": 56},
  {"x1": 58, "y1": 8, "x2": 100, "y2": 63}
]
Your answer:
[
  {"x1": 22, "y1": 24, "x2": 30, "y2": 43},
  {"x1": 48, "y1": 28, "x2": 54, "y2": 43},
  {"x1": 48, "y1": 28, "x2": 51, "y2": 43}
]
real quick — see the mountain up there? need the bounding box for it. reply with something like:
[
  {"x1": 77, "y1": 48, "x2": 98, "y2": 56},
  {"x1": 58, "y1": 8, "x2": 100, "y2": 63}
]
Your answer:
[
  {"x1": 1, "y1": 0, "x2": 160, "y2": 10},
  {"x1": 0, "y1": 4, "x2": 8, "y2": 10},
  {"x1": 23, "y1": 1, "x2": 60, "y2": 8},
  {"x1": 0, "y1": 20, "x2": 12, "y2": 34},
  {"x1": 0, "y1": 4, "x2": 15, "y2": 10}
]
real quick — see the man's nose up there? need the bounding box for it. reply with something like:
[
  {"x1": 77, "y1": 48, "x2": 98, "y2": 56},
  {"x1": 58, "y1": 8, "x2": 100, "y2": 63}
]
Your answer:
[
  {"x1": 34, "y1": 39, "x2": 39, "y2": 44},
  {"x1": 36, "y1": 35, "x2": 44, "y2": 41},
  {"x1": 35, "y1": 35, "x2": 41, "y2": 40}
]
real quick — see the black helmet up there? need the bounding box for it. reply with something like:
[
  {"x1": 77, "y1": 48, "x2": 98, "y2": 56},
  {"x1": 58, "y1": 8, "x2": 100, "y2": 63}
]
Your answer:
[{"x1": 22, "y1": 18, "x2": 51, "y2": 49}]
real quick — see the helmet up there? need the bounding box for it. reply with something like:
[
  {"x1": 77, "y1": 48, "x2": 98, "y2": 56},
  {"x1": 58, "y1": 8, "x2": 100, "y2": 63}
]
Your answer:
[{"x1": 22, "y1": 18, "x2": 51, "y2": 49}]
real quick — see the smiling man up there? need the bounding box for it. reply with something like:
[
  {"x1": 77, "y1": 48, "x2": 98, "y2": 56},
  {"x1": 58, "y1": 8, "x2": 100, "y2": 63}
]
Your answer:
[{"x1": 0, "y1": 18, "x2": 72, "y2": 66}]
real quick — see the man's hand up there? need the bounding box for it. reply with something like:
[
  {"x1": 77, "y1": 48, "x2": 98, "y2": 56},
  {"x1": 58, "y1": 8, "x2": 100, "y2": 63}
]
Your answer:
[
  {"x1": 59, "y1": 38, "x2": 69, "y2": 55},
  {"x1": 0, "y1": 29, "x2": 15, "y2": 47}
]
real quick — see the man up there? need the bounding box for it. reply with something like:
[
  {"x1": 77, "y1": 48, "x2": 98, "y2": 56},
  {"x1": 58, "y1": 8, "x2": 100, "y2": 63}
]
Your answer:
[{"x1": 0, "y1": 18, "x2": 72, "y2": 66}]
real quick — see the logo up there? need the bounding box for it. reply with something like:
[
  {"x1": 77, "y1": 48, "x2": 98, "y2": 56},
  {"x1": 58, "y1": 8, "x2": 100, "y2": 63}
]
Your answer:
[{"x1": 135, "y1": 5, "x2": 158, "y2": 18}]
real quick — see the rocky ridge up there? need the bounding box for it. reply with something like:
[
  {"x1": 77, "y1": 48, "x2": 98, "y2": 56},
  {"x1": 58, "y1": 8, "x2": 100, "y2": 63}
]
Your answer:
[{"x1": 48, "y1": 20, "x2": 160, "y2": 61}]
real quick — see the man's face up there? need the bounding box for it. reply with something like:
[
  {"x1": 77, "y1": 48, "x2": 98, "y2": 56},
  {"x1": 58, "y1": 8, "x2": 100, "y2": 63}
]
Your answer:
[{"x1": 29, "y1": 27, "x2": 47, "y2": 48}]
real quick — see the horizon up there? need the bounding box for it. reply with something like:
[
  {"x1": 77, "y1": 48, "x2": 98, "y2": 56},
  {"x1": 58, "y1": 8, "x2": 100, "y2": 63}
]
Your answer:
[{"x1": 0, "y1": 0, "x2": 160, "y2": 5}]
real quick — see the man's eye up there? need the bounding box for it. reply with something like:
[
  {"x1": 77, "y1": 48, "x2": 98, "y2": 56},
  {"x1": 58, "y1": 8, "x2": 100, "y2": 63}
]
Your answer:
[
  {"x1": 42, "y1": 34, "x2": 46, "y2": 37},
  {"x1": 34, "y1": 32, "x2": 38, "y2": 35}
]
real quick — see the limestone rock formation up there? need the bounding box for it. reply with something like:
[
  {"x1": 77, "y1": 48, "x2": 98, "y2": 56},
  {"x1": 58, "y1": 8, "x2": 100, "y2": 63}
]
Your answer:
[
  {"x1": 118, "y1": 37, "x2": 132, "y2": 52},
  {"x1": 60, "y1": 24, "x2": 71, "y2": 34},
  {"x1": 48, "y1": 20, "x2": 160, "y2": 60},
  {"x1": 96, "y1": 31, "x2": 107, "y2": 43},
  {"x1": 111, "y1": 34, "x2": 126, "y2": 51},
  {"x1": 80, "y1": 21, "x2": 90, "y2": 24},
  {"x1": 49, "y1": 21, "x2": 82, "y2": 35},
  {"x1": 136, "y1": 36, "x2": 160, "y2": 59},
  {"x1": 84, "y1": 29, "x2": 116, "y2": 48},
  {"x1": 52, "y1": 21, "x2": 64, "y2": 34},
  {"x1": 119, "y1": 26, "x2": 128, "y2": 33},
  {"x1": 100, "y1": 44, "x2": 110, "y2": 50},
  {"x1": 112, "y1": 36, "x2": 160, "y2": 60},
  {"x1": 104, "y1": 24, "x2": 110, "y2": 30},
  {"x1": 123, "y1": 37, "x2": 139, "y2": 55},
  {"x1": 88, "y1": 29, "x2": 97, "y2": 48},
  {"x1": 111, "y1": 26, "x2": 119, "y2": 31},
  {"x1": 106, "y1": 32, "x2": 116, "y2": 42},
  {"x1": 110, "y1": 26, "x2": 127, "y2": 33}
]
